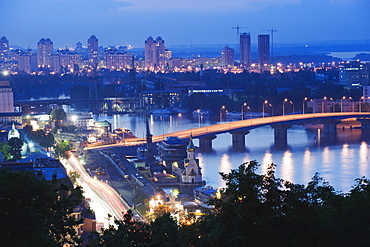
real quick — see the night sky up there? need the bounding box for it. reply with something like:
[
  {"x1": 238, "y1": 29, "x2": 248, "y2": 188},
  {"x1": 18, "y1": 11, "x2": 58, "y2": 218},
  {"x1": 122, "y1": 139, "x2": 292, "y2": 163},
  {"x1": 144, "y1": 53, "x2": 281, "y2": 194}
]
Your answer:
[{"x1": 1, "y1": 0, "x2": 369, "y2": 49}]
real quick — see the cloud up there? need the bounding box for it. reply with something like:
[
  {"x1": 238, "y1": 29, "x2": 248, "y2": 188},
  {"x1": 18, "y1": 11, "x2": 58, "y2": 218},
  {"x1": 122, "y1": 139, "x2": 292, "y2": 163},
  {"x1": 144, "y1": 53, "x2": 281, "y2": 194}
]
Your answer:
[{"x1": 112, "y1": 0, "x2": 300, "y2": 12}]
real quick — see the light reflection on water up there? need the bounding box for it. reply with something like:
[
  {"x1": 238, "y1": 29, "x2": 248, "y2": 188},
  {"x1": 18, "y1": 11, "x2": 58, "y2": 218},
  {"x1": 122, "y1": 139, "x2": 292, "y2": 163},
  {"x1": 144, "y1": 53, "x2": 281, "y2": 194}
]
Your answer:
[
  {"x1": 98, "y1": 114, "x2": 370, "y2": 192},
  {"x1": 359, "y1": 141, "x2": 369, "y2": 177}
]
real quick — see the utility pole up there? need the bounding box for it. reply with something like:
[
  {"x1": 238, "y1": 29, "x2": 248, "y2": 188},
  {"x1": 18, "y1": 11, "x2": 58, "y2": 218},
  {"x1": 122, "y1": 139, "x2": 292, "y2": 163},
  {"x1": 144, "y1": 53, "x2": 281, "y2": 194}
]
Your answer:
[
  {"x1": 262, "y1": 28, "x2": 277, "y2": 66},
  {"x1": 232, "y1": 24, "x2": 248, "y2": 61}
]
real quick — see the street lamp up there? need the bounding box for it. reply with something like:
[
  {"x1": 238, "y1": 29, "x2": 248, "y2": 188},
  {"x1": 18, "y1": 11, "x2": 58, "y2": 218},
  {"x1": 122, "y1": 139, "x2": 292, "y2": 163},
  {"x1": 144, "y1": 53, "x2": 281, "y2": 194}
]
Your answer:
[
  {"x1": 262, "y1": 100, "x2": 268, "y2": 118},
  {"x1": 241, "y1": 103, "x2": 247, "y2": 120},
  {"x1": 220, "y1": 106, "x2": 226, "y2": 122},
  {"x1": 302, "y1": 97, "x2": 308, "y2": 114},
  {"x1": 282, "y1": 98, "x2": 288, "y2": 116},
  {"x1": 349, "y1": 97, "x2": 354, "y2": 112},
  {"x1": 290, "y1": 101, "x2": 295, "y2": 115},
  {"x1": 269, "y1": 104, "x2": 273, "y2": 116},
  {"x1": 322, "y1": 97, "x2": 327, "y2": 113},
  {"x1": 341, "y1": 96, "x2": 346, "y2": 113},
  {"x1": 197, "y1": 109, "x2": 201, "y2": 128},
  {"x1": 359, "y1": 96, "x2": 364, "y2": 112}
]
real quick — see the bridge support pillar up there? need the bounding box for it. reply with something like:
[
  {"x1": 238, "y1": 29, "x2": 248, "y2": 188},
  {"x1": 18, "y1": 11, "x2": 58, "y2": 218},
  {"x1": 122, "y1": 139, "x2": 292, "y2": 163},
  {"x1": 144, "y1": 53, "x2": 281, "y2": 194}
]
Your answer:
[
  {"x1": 271, "y1": 124, "x2": 291, "y2": 148},
  {"x1": 230, "y1": 130, "x2": 250, "y2": 150},
  {"x1": 321, "y1": 119, "x2": 341, "y2": 133},
  {"x1": 198, "y1": 135, "x2": 217, "y2": 152}
]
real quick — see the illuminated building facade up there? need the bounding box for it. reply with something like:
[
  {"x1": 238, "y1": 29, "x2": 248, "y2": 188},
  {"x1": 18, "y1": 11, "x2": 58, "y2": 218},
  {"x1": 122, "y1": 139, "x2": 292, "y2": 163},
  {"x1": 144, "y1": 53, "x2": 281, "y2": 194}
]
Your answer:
[
  {"x1": 221, "y1": 46, "x2": 234, "y2": 68},
  {"x1": 37, "y1": 38, "x2": 53, "y2": 68},
  {"x1": 240, "y1": 33, "x2": 251, "y2": 68},
  {"x1": 339, "y1": 61, "x2": 370, "y2": 86},
  {"x1": 104, "y1": 50, "x2": 132, "y2": 70},
  {"x1": 258, "y1": 34, "x2": 270, "y2": 71},
  {"x1": 88, "y1": 35, "x2": 99, "y2": 68},
  {"x1": 0, "y1": 36, "x2": 9, "y2": 62},
  {"x1": 145, "y1": 36, "x2": 167, "y2": 70},
  {"x1": 18, "y1": 51, "x2": 38, "y2": 74}
]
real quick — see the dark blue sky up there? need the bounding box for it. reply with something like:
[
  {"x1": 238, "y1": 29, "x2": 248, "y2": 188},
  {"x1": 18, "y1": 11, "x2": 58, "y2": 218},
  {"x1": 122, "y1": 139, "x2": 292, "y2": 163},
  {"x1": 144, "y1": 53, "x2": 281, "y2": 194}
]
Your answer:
[{"x1": 1, "y1": 0, "x2": 369, "y2": 49}]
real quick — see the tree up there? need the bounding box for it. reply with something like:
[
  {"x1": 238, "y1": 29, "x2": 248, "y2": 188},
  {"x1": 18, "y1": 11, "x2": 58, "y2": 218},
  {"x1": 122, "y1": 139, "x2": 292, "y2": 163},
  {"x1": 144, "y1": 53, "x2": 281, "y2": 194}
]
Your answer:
[
  {"x1": 87, "y1": 210, "x2": 152, "y2": 247},
  {"x1": 7, "y1": 137, "x2": 24, "y2": 160},
  {"x1": 53, "y1": 140, "x2": 72, "y2": 159},
  {"x1": 0, "y1": 169, "x2": 84, "y2": 247},
  {"x1": 0, "y1": 142, "x2": 11, "y2": 161},
  {"x1": 50, "y1": 109, "x2": 67, "y2": 129}
]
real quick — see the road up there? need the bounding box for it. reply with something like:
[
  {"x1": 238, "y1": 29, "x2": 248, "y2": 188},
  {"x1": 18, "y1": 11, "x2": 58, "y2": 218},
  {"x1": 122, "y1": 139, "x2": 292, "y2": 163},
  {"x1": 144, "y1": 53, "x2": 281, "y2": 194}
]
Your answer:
[{"x1": 62, "y1": 156, "x2": 130, "y2": 227}]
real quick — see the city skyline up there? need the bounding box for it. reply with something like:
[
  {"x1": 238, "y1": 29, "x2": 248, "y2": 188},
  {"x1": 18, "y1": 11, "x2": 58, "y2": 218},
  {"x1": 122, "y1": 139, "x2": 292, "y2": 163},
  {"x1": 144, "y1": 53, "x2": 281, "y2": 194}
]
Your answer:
[{"x1": 1, "y1": 0, "x2": 369, "y2": 49}]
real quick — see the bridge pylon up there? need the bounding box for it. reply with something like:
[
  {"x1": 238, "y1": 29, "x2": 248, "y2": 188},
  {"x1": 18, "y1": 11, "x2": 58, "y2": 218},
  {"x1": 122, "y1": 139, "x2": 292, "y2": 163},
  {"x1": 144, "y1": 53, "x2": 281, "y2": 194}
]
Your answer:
[
  {"x1": 198, "y1": 135, "x2": 217, "y2": 152},
  {"x1": 230, "y1": 130, "x2": 250, "y2": 150},
  {"x1": 271, "y1": 124, "x2": 291, "y2": 148},
  {"x1": 321, "y1": 119, "x2": 341, "y2": 133}
]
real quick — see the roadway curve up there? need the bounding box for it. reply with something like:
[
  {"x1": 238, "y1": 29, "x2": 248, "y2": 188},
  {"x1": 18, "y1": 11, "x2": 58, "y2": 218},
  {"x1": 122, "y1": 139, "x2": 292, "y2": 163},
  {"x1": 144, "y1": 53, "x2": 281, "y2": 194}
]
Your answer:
[
  {"x1": 85, "y1": 112, "x2": 370, "y2": 150},
  {"x1": 63, "y1": 156, "x2": 129, "y2": 221}
]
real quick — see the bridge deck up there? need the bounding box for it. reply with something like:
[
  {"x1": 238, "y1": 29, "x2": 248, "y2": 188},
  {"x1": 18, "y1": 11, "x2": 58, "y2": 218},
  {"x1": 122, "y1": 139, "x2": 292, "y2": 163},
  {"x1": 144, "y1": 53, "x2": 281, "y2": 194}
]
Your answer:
[{"x1": 84, "y1": 112, "x2": 370, "y2": 150}]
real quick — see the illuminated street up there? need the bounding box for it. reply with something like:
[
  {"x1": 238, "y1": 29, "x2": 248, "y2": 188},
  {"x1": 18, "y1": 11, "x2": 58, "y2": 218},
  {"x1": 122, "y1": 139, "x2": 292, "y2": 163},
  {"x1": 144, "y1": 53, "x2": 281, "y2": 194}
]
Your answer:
[{"x1": 62, "y1": 156, "x2": 131, "y2": 228}]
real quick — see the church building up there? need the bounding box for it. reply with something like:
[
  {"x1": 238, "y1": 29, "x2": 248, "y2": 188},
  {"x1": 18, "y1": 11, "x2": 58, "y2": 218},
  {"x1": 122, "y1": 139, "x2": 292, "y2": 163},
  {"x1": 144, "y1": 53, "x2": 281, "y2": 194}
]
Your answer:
[{"x1": 181, "y1": 137, "x2": 203, "y2": 185}]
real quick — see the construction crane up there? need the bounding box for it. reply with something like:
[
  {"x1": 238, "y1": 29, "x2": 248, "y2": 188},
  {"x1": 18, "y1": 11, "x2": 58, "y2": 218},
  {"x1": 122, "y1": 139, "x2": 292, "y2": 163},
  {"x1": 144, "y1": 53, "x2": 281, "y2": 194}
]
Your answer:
[
  {"x1": 232, "y1": 24, "x2": 248, "y2": 60},
  {"x1": 261, "y1": 28, "x2": 277, "y2": 65}
]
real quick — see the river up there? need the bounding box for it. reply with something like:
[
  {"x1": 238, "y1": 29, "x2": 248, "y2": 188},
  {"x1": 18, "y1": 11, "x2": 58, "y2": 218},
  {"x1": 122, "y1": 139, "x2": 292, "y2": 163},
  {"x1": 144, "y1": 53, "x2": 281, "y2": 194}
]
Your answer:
[{"x1": 97, "y1": 113, "x2": 370, "y2": 193}]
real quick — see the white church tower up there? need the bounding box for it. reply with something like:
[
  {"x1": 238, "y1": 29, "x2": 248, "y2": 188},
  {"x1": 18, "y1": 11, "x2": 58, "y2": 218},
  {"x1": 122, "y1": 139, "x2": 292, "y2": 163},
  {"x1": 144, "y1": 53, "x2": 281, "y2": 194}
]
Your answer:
[
  {"x1": 181, "y1": 137, "x2": 203, "y2": 184},
  {"x1": 8, "y1": 122, "x2": 20, "y2": 140}
]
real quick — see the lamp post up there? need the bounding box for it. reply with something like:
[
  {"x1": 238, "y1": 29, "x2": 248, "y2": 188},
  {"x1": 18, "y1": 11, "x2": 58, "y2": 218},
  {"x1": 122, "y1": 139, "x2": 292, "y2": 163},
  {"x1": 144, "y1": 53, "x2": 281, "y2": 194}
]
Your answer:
[
  {"x1": 341, "y1": 96, "x2": 346, "y2": 113},
  {"x1": 241, "y1": 103, "x2": 247, "y2": 120},
  {"x1": 290, "y1": 101, "x2": 295, "y2": 115},
  {"x1": 220, "y1": 106, "x2": 226, "y2": 122},
  {"x1": 349, "y1": 97, "x2": 354, "y2": 112},
  {"x1": 359, "y1": 96, "x2": 364, "y2": 112},
  {"x1": 197, "y1": 109, "x2": 201, "y2": 128},
  {"x1": 269, "y1": 104, "x2": 273, "y2": 116},
  {"x1": 262, "y1": 100, "x2": 268, "y2": 118},
  {"x1": 322, "y1": 97, "x2": 327, "y2": 113},
  {"x1": 282, "y1": 98, "x2": 288, "y2": 116},
  {"x1": 302, "y1": 97, "x2": 308, "y2": 114}
]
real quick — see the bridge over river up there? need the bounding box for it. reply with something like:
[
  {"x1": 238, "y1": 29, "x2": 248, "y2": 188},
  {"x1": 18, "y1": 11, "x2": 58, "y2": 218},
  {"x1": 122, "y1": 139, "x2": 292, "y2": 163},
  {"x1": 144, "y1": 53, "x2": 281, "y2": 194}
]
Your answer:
[{"x1": 85, "y1": 112, "x2": 370, "y2": 151}]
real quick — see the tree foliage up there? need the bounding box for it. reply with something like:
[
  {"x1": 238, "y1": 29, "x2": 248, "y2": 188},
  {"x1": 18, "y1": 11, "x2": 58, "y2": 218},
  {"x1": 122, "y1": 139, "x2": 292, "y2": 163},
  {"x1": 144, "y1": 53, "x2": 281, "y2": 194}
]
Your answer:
[
  {"x1": 0, "y1": 142, "x2": 11, "y2": 161},
  {"x1": 50, "y1": 109, "x2": 67, "y2": 129},
  {"x1": 28, "y1": 129, "x2": 55, "y2": 149},
  {"x1": 0, "y1": 169, "x2": 84, "y2": 247},
  {"x1": 86, "y1": 160, "x2": 370, "y2": 247},
  {"x1": 53, "y1": 140, "x2": 72, "y2": 159},
  {"x1": 7, "y1": 137, "x2": 24, "y2": 161}
]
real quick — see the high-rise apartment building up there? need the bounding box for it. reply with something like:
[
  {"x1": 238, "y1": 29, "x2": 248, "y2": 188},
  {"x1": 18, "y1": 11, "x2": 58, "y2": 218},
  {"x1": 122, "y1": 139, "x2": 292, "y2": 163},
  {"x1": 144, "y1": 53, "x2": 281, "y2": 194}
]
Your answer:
[
  {"x1": 0, "y1": 81, "x2": 14, "y2": 113},
  {"x1": 145, "y1": 36, "x2": 167, "y2": 70},
  {"x1": 88, "y1": 35, "x2": 99, "y2": 68},
  {"x1": 58, "y1": 49, "x2": 81, "y2": 71},
  {"x1": 258, "y1": 34, "x2": 270, "y2": 71},
  {"x1": 18, "y1": 50, "x2": 37, "y2": 74},
  {"x1": 0, "y1": 36, "x2": 9, "y2": 62},
  {"x1": 222, "y1": 46, "x2": 234, "y2": 68},
  {"x1": 145, "y1": 37, "x2": 155, "y2": 69},
  {"x1": 104, "y1": 50, "x2": 133, "y2": 70},
  {"x1": 154, "y1": 36, "x2": 166, "y2": 69},
  {"x1": 37, "y1": 38, "x2": 53, "y2": 68},
  {"x1": 240, "y1": 33, "x2": 251, "y2": 68}
]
